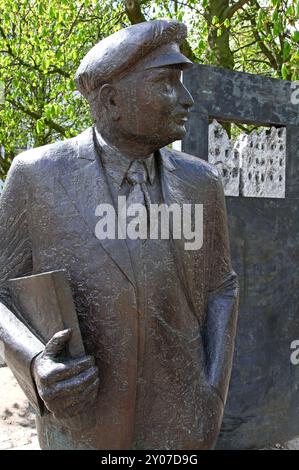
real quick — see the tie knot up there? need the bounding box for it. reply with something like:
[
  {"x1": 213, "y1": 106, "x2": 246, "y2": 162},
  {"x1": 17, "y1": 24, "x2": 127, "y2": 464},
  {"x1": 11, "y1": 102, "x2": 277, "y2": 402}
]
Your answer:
[{"x1": 126, "y1": 160, "x2": 148, "y2": 185}]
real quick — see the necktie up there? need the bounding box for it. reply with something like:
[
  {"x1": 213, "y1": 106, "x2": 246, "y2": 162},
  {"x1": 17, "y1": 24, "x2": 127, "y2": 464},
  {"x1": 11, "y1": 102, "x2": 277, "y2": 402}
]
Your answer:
[{"x1": 126, "y1": 160, "x2": 152, "y2": 216}]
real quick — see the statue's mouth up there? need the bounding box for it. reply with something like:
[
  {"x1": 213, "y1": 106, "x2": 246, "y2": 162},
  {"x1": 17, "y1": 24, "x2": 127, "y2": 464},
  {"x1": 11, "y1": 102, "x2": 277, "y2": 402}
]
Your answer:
[{"x1": 175, "y1": 113, "x2": 189, "y2": 123}]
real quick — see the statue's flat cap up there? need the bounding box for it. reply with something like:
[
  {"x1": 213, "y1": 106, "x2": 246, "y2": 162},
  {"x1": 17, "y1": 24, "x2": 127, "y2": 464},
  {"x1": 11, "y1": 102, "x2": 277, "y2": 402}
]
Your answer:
[{"x1": 75, "y1": 19, "x2": 192, "y2": 98}]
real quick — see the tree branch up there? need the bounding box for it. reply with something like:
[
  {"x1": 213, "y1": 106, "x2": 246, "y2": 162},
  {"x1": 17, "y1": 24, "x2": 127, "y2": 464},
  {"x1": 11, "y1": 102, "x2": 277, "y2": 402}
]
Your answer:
[
  {"x1": 60, "y1": 2, "x2": 86, "y2": 45},
  {"x1": 124, "y1": 0, "x2": 146, "y2": 24},
  {"x1": 250, "y1": 23, "x2": 279, "y2": 71},
  {"x1": 241, "y1": 3, "x2": 280, "y2": 72},
  {"x1": 47, "y1": 66, "x2": 71, "y2": 78},
  {"x1": 6, "y1": 98, "x2": 67, "y2": 136},
  {"x1": 0, "y1": 24, "x2": 40, "y2": 72},
  {"x1": 232, "y1": 39, "x2": 257, "y2": 53},
  {"x1": 225, "y1": 0, "x2": 251, "y2": 19},
  {"x1": 0, "y1": 23, "x2": 71, "y2": 79}
]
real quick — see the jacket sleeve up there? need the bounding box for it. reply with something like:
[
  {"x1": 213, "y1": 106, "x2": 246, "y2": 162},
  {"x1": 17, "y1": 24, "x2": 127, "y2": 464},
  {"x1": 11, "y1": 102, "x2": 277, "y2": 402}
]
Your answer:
[
  {"x1": 204, "y1": 171, "x2": 239, "y2": 406},
  {"x1": 0, "y1": 156, "x2": 44, "y2": 413}
]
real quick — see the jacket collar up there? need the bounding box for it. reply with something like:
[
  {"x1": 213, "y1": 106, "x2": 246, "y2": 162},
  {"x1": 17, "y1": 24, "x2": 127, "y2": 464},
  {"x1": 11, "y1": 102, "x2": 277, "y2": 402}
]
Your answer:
[{"x1": 77, "y1": 126, "x2": 177, "y2": 173}]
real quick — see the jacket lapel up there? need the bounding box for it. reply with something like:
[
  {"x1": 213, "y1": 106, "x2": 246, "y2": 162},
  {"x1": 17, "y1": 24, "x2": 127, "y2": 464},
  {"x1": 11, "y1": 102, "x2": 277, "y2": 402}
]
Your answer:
[
  {"x1": 57, "y1": 127, "x2": 136, "y2": 289},
  {"x1": 159, "y1": 147, "x2": 200, "y2": 317}
]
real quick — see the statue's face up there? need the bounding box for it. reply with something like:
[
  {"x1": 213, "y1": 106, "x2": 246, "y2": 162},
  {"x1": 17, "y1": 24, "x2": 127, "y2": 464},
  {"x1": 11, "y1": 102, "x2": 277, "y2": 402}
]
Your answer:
[{"x1": 115, "y1": 65, "x2": 194, "y2": 149}]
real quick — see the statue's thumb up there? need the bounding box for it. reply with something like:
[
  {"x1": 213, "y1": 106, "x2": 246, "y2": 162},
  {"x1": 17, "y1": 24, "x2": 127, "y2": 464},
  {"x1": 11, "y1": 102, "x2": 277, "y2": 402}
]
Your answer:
[{"x1": 44, "y1": 329, "x2": 72, "y2": 359}]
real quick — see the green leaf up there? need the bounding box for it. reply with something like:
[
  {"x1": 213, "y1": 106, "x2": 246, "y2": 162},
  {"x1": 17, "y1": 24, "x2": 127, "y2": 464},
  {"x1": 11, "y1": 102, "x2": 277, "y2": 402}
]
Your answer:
[
  {"x1": 49, "y1": 4, "x2": 55, "y2": 19},
  {"x1": 3, "y1": 12, "x2": 10, "y2": 23},
  {"x1": 36, "y1": 120, "x2": 44, "y2": 134},
  {"x1": 45, "y1": 107, "x2": 53, "y2": 120},
  {"x1": 177, "y1": 11, "x2": 183, "y2": 22},
  {"x1": 257, "y1": 9, "x2": 265, "y2": 26},
  {"x1": 283, "y1": 41, "x2": 291, "y2": 60},
  {"x1": 273, "y1": 16, "x2": 283, "y2": 36},
  {"x1": 56, "y1": 49, "x2": 63, "y2": 59},
  {"x1": 286, "y1": 5, "x2": 295, "y2": 16},
  {"x1": 281, "y1": 64, "x2": 289, "y2": 80},
  {"x1": 38, "y1": 3, "x2": 45, "y2": 15},
  {"x1": 292, "y1": 31, "x2": 299, "y2": 43}
]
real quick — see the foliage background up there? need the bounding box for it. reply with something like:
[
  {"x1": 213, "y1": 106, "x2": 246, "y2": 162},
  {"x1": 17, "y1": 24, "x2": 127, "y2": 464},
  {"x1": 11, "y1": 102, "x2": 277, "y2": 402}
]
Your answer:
[{"x1": 0, "y1": 0, "x2": 298, "y2": 178}]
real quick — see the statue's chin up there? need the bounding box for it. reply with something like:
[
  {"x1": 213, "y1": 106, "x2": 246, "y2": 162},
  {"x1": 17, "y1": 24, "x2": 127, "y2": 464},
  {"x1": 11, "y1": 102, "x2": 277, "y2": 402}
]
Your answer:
[
  {"x1": 112, "y1": 125, "x2": 187, "y2": 154},
  {"x1": 153, "y1": 124, "x2": 187, "y2": 148},
  {"x1": 169, "y1": 125, "x2": 187, "y2": 143}
]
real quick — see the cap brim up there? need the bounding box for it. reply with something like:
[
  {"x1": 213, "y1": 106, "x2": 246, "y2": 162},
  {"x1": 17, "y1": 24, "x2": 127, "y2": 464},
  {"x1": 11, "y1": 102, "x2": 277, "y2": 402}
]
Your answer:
[{"x1": 144, "y1": 52, "x2": 193, "y2": 70}]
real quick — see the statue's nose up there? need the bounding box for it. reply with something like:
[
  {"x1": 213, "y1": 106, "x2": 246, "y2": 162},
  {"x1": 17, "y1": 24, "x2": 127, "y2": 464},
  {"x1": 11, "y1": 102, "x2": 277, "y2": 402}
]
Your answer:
[{"x1": 179, "y1": 85, "x2": 194, "y2": 109}]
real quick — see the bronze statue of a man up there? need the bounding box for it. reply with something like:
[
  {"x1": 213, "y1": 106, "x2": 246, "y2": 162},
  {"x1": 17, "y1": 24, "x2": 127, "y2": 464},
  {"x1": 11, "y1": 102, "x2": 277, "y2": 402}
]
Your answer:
[{"x1": 0, "y1": 20, "x2": 239, "y2": 449}]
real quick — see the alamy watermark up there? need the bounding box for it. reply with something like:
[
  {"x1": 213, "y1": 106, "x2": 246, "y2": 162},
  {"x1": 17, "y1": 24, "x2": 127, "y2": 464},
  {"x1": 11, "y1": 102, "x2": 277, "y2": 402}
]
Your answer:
[
  {"x1": 94, "y1": 197, "x2": 203, "y2": 251},
  {"x1": 291, "y1": 81, "x2": 299, "y2": 105},
  {"x1": 290, "y1": 340, "x2": 299, "y2": 365}
]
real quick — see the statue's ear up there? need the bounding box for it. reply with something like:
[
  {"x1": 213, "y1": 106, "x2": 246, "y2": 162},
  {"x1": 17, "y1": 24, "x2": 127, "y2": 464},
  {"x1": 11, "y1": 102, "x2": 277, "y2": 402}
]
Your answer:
[{"x1": 98, "y1": 84, "x2": 120, "y2": 121}]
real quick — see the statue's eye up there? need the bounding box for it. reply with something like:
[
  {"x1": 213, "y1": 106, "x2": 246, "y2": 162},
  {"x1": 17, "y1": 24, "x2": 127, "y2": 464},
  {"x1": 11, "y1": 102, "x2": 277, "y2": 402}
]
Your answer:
[
  {"x1": 150, "y1": 76, "x2": 174, "y2": 93},
  {"x1": 161, "y1": 81, "x2": 173, "y2": 93}
]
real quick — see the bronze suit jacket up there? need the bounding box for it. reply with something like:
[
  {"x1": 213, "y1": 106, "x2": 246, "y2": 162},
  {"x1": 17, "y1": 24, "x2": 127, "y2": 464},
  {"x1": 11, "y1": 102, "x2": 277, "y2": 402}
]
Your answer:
[{"x1": 0, "y1": 127, "x2": 239, "y2": 449}]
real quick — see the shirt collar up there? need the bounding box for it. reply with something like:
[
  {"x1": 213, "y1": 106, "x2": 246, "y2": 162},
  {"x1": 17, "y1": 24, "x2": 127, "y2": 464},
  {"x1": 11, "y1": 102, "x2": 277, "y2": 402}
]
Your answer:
[{"x1": 94, "y1": 127, "x2": 156, "y2": 188}]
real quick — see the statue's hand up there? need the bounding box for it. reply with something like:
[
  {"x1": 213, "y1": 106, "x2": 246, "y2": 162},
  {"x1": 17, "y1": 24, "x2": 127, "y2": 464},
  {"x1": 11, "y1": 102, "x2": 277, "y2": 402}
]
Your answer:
[{"x1": 32, "y1": 329, "x2": 99, "y2": 419}]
